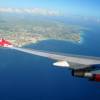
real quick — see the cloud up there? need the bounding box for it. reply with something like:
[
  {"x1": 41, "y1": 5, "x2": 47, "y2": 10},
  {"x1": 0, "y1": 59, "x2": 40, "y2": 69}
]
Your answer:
[{"x1": 0, "y1": 7, "x2": 61, "y2": 16}]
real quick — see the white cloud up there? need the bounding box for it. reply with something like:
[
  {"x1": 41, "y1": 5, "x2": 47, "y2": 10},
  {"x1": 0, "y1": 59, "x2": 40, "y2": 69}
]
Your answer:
[{"x1": 0, "y1": 7, "x2": 61, "y2": 16}]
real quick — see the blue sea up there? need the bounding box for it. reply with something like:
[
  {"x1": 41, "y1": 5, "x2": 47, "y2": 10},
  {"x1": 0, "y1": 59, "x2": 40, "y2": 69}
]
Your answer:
[{"x1": 0, "y1": 23, "x2": 100, "y2": 100}]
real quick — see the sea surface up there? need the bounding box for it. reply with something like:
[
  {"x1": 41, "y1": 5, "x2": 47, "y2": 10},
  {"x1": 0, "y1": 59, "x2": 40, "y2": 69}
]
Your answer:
[{"x1": 0, "y1": 23, "x2": 100, "y2": 100}]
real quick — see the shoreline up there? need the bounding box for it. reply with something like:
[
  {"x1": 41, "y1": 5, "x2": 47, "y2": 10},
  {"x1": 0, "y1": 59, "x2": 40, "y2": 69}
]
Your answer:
[
  {"x1": 22, "y1": 37, "x2": 83, "y2": 47},
  {"x1": 78, "y1": 31, "x2": 84, "y2": 44},
  {"x1": 6, "y1": 32, "x2": 84, "y2": 47}
]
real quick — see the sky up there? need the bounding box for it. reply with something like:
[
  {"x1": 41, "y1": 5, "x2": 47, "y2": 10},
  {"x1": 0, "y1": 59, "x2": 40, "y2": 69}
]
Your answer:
[{"x1": 0, "y1": 0, "x2": 100, "y2": 17}]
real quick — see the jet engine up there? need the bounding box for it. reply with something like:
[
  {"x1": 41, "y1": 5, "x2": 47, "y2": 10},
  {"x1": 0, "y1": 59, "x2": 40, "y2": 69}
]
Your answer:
[{"x1": 72, "y1": 70, "x2": 100, "y2": 82}]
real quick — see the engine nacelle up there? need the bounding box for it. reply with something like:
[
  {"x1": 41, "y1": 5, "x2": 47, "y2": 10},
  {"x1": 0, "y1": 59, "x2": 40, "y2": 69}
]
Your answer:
[
  {"x1": 72, "y1": 70, "x2": 100, "y2": 82},
  {"x1": 71, "y1": 70, "x2": 91, "y2": 78},
  {"x1": 90, "y1": 74, "x2": 100, "y2": 82}
]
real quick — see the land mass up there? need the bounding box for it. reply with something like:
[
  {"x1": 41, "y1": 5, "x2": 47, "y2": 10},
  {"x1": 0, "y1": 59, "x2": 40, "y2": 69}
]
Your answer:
[{"x1": 0, "y1": 13, "x2": 86, "y2": 47}]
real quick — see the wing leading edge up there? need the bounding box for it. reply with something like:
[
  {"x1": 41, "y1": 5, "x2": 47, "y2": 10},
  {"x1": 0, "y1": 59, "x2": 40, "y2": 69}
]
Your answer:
[{"x1": 9, "y1": 46, "x2": 100, "y2": 66}]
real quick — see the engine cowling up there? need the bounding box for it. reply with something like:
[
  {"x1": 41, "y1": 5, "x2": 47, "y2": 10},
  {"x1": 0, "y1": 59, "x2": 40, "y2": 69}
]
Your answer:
[
  {"x1": 72, "y1": 70, "x2": 91, "y2": 78},
  {"x1": 72, "y1": 70, "x2": 100, "y2": 82},
  {"x1": 90, "y1": 74, "x2": 100, "y2": 82}
]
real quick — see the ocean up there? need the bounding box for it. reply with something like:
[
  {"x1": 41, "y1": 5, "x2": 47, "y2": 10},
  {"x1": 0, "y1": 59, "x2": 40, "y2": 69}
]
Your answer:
[{"x1": 0, "y1": 23, "x2": 100, "y2": 100}]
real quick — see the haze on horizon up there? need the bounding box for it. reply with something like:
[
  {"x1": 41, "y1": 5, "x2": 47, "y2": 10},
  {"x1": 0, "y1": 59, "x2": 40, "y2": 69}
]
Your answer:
[{"x1": 0, "y1": 0, "x2": 99, "y2": 17}]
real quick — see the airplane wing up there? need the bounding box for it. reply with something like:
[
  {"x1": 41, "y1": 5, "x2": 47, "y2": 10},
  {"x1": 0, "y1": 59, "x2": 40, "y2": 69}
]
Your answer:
[
  {"x1": 8, "y1": 46, "x2": 100, "y2": 82},
  {"x1": 1, "y1": 38, "x2": 100, "y2": 82}
]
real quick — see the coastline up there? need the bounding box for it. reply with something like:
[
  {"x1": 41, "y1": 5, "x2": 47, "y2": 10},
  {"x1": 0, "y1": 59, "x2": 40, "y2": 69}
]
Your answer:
[
  {"x1": 78, "y1": 31, "x2": 84, "y2": 44},
  {"x1": 5, "y1": 31, "x2": 83, "y2": 47},
  {"x1": 21, "y1": 34, "x2": 83, "y2": 47}
]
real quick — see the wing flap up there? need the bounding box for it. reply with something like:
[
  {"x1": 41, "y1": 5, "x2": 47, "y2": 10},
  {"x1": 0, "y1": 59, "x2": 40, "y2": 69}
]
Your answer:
[{"x1": 53, "y1": 61, "x2": 70, "y2": 67}]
